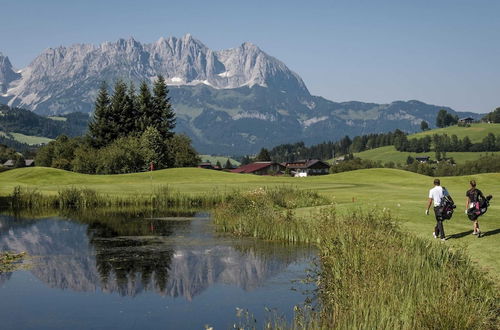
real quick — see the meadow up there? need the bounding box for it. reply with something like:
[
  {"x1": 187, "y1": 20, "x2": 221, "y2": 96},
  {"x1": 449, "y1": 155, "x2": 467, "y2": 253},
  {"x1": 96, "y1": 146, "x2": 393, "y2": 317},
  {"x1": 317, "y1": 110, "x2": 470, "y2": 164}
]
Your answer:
[
  {"x1": 199, "y1": 154, "x2": 241, "y2": 166},
  {"x1": 411, "y1": 123, "x2": 500, "y2": 142},
  {"x1": 351, "y1": 123, "x2": 500, "y2": 164},
  {"x1": 0, "y1": 131, "x2": 53, "y2": 145},
  {"x1": 353, "y1": 145, "x2": 500, "y2": 164}
]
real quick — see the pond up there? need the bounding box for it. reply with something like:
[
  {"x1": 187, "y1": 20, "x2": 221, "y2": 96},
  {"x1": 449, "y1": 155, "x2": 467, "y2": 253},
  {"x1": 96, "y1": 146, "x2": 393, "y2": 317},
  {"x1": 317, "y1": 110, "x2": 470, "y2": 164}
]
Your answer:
[{"x1": 0, "y1": 210, "x2": 316, "y2": 329}]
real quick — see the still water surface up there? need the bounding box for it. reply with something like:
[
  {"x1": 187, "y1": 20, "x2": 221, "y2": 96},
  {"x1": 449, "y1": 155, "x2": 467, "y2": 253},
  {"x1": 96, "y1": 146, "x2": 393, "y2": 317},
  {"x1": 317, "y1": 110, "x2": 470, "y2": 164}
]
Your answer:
[{"x1": 0, "y1": 211, "x2": 315, "y2": 329}]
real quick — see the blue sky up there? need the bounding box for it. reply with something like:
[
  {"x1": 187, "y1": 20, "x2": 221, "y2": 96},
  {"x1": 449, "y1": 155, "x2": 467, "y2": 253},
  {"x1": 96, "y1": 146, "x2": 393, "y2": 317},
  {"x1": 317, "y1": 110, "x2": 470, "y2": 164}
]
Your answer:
[{"x1": 1, "y1": 0, "x2": 499, "y2": 113}]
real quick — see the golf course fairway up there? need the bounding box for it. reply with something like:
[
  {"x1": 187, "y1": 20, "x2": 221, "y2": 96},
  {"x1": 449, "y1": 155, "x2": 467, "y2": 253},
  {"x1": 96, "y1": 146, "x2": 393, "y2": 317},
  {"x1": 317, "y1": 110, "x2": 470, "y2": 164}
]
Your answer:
[{"x1": 1, "y1": 166, "x2": 499, "y2": 283}]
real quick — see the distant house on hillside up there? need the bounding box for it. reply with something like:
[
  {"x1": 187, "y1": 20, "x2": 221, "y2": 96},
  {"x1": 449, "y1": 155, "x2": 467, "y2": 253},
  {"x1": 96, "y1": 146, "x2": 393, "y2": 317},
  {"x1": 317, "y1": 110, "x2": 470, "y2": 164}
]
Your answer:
[
  {"x1": 2, "y1": 159, "x2": 35, "y2": 168},
  {"x1": 231, "y1": 162, "x2": 285, "y2": 175},
  {"x1": 334, "y1": 156, "x2": 346, "y2": 164},
  {"x1": 415, "y1": 156, "x2": 430, "y2": 163},
  {"x1": 459, "y1": 117, "x2": 474, "y2": 124},
  {"x1": 283, "y1": 159, "x2": 330, "y2": 177},
  {"x1": 197, "y1": 162, "x2": 215, "y2": 170}
]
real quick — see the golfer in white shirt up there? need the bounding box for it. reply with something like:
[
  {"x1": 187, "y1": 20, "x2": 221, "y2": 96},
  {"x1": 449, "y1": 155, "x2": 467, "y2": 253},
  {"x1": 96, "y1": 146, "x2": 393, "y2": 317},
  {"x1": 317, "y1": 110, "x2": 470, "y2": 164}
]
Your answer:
[{"x1": 426, "y1": 178, "x2": 449, "y2": 241}]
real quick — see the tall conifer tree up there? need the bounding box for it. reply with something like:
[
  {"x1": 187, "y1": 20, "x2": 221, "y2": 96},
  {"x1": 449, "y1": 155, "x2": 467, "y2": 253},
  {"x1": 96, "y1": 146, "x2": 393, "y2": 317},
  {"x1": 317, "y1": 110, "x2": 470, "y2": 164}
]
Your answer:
[
  {"x1": 137, "y1": 81, "x2": 154, "y2": 131},
  {"x1": 123, "y1": 82, "x2": 139, "y2": 135},
  {"x1": 88, "y1": 82, "x2": 111, "y2": 147},
  {"x1": 152, "y1": 75, "x2": 176, "y2": 139},
  {"x1": 109, "y1": 79, "x2": 129, "y2": 139}
]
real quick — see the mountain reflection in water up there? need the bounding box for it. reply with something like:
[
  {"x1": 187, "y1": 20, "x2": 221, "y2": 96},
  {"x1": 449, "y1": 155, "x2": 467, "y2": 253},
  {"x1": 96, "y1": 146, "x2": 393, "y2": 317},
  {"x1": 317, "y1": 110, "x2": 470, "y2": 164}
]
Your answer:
[{"x1": 0, "y1": 211, "x2": 314, "y2": 301}]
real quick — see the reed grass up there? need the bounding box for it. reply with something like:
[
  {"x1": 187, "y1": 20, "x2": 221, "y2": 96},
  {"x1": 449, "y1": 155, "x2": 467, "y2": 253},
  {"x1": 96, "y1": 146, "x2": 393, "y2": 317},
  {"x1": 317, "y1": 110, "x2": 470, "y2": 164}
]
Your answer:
[
  {"x1": 213, "y1": 188, "x2": 499, "y2": 329},
  {"x1": 213, "y1": 186, "x2": 329, "y2": 243},
  {"x1": 6, "y1": 185, "x2": 227, "y2": 211}
]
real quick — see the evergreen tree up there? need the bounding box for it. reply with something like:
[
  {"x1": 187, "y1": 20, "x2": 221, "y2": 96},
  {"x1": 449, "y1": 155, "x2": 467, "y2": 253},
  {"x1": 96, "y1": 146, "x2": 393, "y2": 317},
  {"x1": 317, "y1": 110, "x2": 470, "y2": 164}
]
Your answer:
[
  {"x1": 224, "y1": 158, "x2": 233, "y2": 169},
  {"x1": 137, "y1": 81, "x2": 154, "y2": 132},
  {"x1": 88, "y1": 82, "x2": 111, "y2": 147},
  {"x1": 141, "y1": 126, "x2": 168, "y2": 169},
  {"x1": 462, "y1": 136, "x2": 472, "y2": 151},
  {"x1": 255, "y1": 148, "x2": 271, "y2": 161},
  {"x1": 170, "y1": 134, "x2": 200, "y2": 167},
  {"x1": 240, "y1": 155, "x2": 252, "y2": 165},
  {"x1": 420, "y1": 120, "x2": 429, "y2": 131},
  {"x1": 109, "y1": 80, "x2": 129, "y2": 139},
  {"x1": 152, "y1": 75, "x2": 176, "y2": 139},
  {"x1": 123, "y1": 82, "x2": 139, "y2": 135},
  {"x1": 436, "y1": 109, "x2": 447, "y2": 128},
  {"x1": 216, "y1": 160, "x2": 222, "y2": 168}
]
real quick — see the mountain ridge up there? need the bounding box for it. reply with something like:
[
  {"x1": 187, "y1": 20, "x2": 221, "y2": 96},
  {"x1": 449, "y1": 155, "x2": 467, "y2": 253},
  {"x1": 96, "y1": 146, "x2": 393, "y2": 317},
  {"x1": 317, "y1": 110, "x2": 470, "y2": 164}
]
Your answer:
[{"x1": 0, "y1": 34, "x2": 483, "y2": 154}]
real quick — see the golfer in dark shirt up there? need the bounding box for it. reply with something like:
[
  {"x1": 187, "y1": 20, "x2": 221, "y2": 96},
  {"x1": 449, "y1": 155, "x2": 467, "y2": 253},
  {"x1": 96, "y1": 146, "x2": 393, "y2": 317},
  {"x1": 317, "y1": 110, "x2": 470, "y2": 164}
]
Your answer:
[{"x1": 466, "y1": 180, "x2": 485, "y2": 237}]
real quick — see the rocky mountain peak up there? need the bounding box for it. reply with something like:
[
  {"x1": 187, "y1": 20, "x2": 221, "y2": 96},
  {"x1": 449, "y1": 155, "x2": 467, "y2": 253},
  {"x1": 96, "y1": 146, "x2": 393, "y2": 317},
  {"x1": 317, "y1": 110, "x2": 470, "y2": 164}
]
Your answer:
[
  {"x1": 3, "y1": 34, "x2": 309, "y2": 113},
  {"x1": 0, "y1": 53, "x2": 20, "y2": 94}
]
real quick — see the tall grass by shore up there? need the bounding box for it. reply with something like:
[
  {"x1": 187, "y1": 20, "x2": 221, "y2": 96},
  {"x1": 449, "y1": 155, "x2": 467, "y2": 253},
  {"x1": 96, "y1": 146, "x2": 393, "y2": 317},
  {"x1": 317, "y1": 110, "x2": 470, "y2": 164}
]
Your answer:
[
  {"x1": 4, "y1": 185, "x2": 227, "y2": 210},
  {"x1": 213, "y1": 189, "x2": 499, "y2": 329},
  {"x1": 213, "y1": 187, "x2": 329, "y2": 243}
]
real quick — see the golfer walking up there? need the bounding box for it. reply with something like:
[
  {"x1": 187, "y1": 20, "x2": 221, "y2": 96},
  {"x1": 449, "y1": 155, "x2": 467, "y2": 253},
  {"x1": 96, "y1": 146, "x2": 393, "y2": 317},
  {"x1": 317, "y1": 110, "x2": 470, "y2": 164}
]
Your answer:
[{"x1": 426, "y1": 178, "x2": 448, "y2": 241}]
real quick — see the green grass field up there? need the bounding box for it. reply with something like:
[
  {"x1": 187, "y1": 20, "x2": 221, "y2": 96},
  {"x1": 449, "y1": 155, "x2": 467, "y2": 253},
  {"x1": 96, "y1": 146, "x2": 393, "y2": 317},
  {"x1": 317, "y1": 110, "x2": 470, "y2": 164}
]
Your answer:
[
  {"x1": 0, "y1": 131, "x2": 53, "y2": 145},
  {"x1": 351, "y1": 123, "x2": 500, "y2": 164},
  {"x1": 199, "y1": 154, "x2": 241, "y2": 166},
  {"x1": 354, "y1": 145, "x2": 500, "y2": 164},
  {"x1": 1, "y1": 167, "x2": 499, "y2": 282},
  {"x1": 47, "y1": 116, "x2": 67, "y2": 122},
  {"x1": 411, "y1": 123, "x2": 500, "y2": 142}
]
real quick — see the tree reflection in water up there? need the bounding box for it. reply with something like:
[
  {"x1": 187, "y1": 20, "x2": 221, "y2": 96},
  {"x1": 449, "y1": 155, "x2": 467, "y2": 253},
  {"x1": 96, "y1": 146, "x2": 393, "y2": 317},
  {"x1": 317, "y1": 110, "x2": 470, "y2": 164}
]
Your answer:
[{"x1": 0, "y1": 209, "x2": 314, "y2": 300}]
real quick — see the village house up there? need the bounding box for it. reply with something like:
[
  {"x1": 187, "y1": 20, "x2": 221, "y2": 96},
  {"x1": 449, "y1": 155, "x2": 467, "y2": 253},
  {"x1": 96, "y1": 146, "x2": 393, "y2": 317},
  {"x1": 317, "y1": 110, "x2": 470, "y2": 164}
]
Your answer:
[
  {"x1": 283, "y1": 159, "x2": 330, "y2": 177},
  {"x1": 415, "y1": 156, "x2": 430, "y2": 163},
  {"x1": 3, "y1": 159, "x2": 35, "y2": 168},
  {"x1": 230, "y1": 162, "x2": 285, "y2": 175},
  {"x1": 459, "y1": 117, "x2": 474, "y2": 125}
]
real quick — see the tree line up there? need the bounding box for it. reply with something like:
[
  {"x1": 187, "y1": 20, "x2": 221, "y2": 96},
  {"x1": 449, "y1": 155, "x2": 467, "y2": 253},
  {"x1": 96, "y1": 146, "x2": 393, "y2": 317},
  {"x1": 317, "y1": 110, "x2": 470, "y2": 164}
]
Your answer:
[
  {"x1": 256, "y1": 130, "x2": 407, "y2": 163},
  {"x1": 482, "y1": 107, "x2": 500, "y2": 123},
  {"x1": 329, "y1": 153, "x2": 500, "y2": 177},
  {"x1": 36, "y1": 76, "x2": 200, "y2": 174}
]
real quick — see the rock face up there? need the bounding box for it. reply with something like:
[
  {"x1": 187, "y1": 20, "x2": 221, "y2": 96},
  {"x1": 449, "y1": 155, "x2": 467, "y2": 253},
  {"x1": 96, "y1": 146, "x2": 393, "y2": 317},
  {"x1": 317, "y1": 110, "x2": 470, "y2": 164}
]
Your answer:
[
  {"x1": 4, "y1": 34, "x2": 308, "y2": 114},
  {"x1": 0, "y1": 53, "x2": 20, "y2": 93},
  {"x1": 0, "y1": 35, "x2": 482, "y2": 154}
]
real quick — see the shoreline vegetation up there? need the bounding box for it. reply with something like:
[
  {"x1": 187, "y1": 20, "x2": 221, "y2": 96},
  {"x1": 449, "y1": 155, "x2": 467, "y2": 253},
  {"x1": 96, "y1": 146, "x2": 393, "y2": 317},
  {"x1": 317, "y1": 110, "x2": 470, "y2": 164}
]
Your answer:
[
  {"x1": 213, "y1": 188, "x2": 499, "y2": 328},
  {"x1": 3, "y1": 185, "x2": 227, "y2": 210}
]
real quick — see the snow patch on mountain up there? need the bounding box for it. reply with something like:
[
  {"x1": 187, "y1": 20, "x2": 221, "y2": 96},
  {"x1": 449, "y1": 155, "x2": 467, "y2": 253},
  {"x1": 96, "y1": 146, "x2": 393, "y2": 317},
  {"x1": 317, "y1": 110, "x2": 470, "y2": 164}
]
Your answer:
[
  {"x1": 232, "y1": 111, "x2": 277, "y2": 121},
  {"x1": 302, "y1": 116, "x2": 328, "y2": 127}
]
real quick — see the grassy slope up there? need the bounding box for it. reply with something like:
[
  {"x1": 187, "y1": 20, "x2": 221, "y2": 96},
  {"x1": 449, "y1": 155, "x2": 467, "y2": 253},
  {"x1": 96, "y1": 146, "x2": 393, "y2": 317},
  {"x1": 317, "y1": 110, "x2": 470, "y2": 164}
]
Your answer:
[
  {"x1": 353, "y1": 145, "x2": 500, "y2": 164},
  {"x1": 411, "y1": 123, "x2": 500, "y2": 142},
  {"x1": 199, "y1": 155, "x2": 241, "y2": 166},
  {"x1": 353, "y1": 123, "x2": 500, "y2": 164},
  {"x1": 1, "y1": 167, "x2": 499, "y2": 281},
  {"x1": 0, "y1": 131, "x2": 53, "y2": 145}
]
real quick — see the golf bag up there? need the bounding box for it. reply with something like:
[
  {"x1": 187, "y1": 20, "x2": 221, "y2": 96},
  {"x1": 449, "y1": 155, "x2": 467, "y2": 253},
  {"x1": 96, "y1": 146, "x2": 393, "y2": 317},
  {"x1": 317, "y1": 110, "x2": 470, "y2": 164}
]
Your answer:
[
  {"x1": 439, "y1": 194, "x2": 456, "y2": 220},
  {"x1": 467, "y1": 195, "x2": 493, "y2": 221}
]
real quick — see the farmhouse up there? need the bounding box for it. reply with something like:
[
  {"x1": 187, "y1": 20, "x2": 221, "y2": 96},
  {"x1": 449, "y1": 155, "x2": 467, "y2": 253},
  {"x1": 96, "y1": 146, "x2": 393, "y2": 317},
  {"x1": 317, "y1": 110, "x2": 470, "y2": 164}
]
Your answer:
[
  {"x1": 3, "y1": 159, "x2": 35, "y2": 168},
  {"x1": 459, "y1": 117, "x2": 474, "y2": 124},
  {"x1": 283, "y1": 159, "x2": 330, "y2": 177},
  {"x1": 415, "y1": 156, "x2": 430, "y2": 163},
  {"x1": 230, "y1": 162, "x2": 285, "y2": 175}
]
